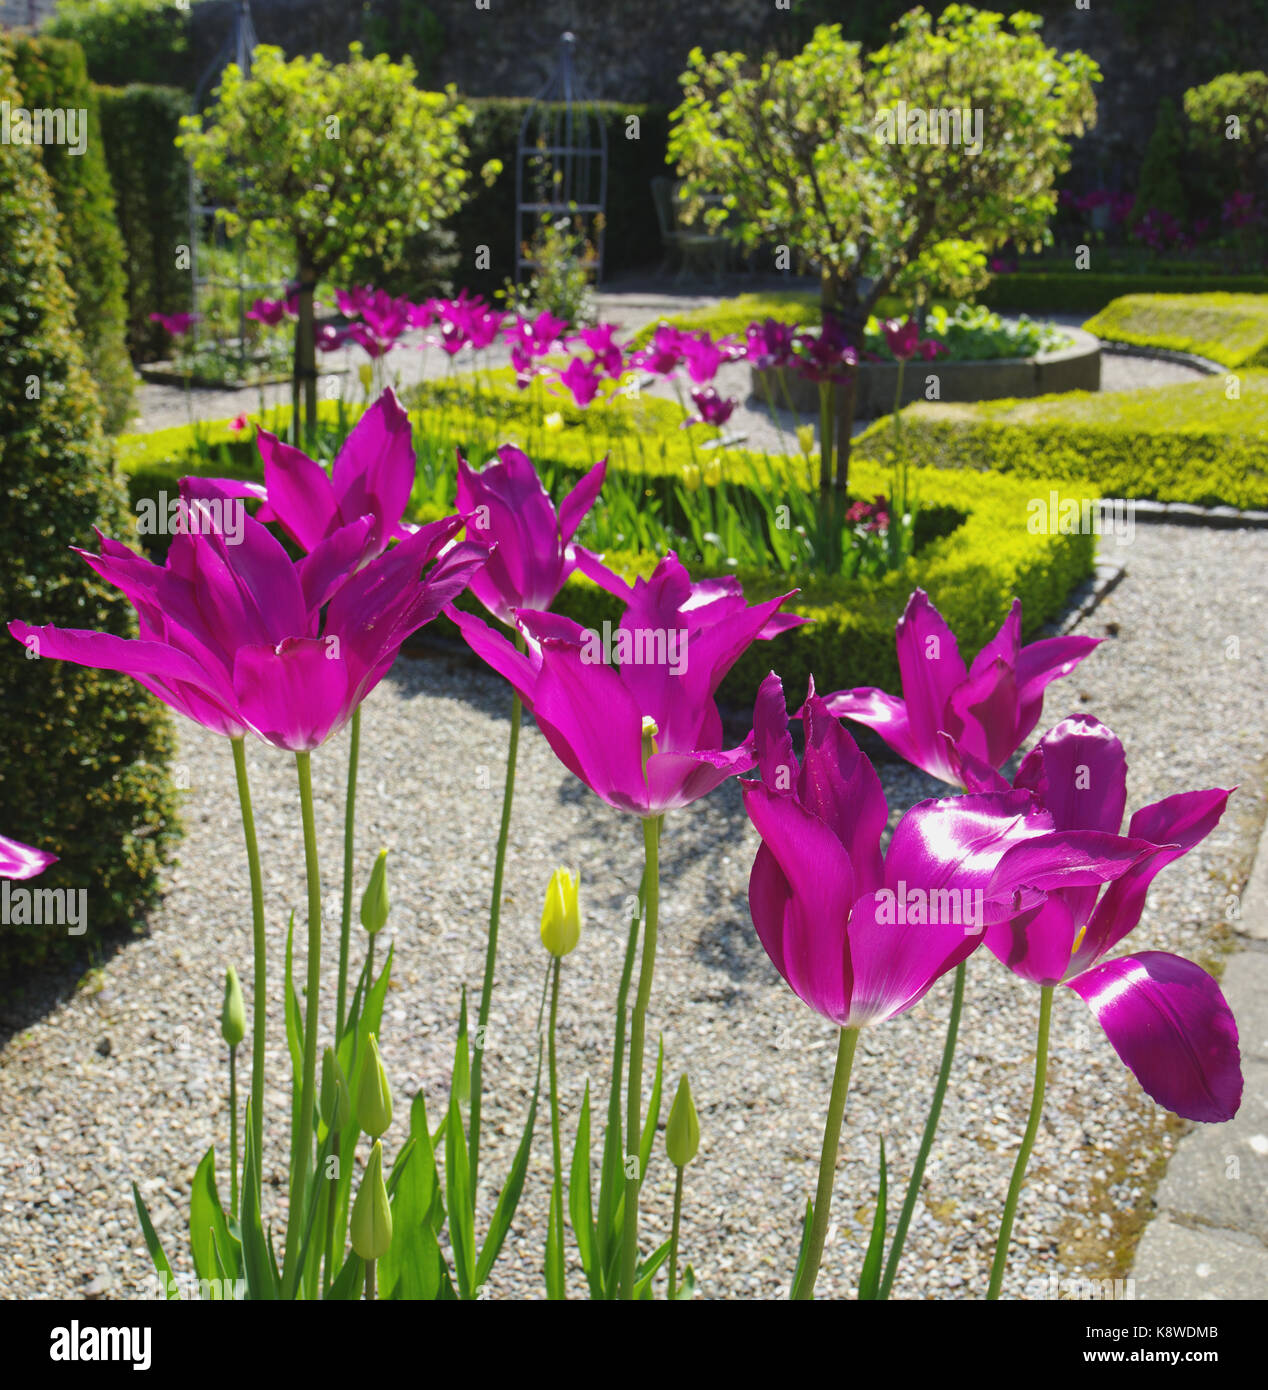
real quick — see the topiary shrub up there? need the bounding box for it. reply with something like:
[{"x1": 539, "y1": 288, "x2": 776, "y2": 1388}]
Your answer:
[
  {"x1": 0, "y1": 43, "x2": 181, "y2": 985},
  {"x1": 9, "y1": 35, "x2": 135, "y2": 432},
  {"x1": 96, "y1": 82, "x2": 191, "y2": 361}
]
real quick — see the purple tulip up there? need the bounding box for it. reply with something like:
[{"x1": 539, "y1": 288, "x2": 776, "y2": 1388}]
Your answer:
[
  {"x1": 683, "y1": 386, "x2": 736, "y2": 429},
  {"x1": 452, "y1": 445, "x2": 612, "y2": 627},
  {"x1": 742, "y1": 675, "x2": 1146, "y2": 1030},
  {"x1": 982, "y1": 715, "x2": 1241, "y2": 1122},
  {"x1": 882, "y1": 317, "x2": 921, "y2": 361},
  {"x1": 198, "y1": 389, "x2": 419, "y2": 564},
  {"x1": 556, "y1": 356, "x2": 603, "y2": 408},
  {"x1": 679, "y1": 330, "x2": 735, "y2": 385},
  {"x1": 791, "y1": 318, "x2": 858, "y2": 382},
  {"x1": 628, "y1": 324, "x2": 685, "y2": 377},
  {"x1": 0, "y1": 833, "x2": 56, "y2": 880},
  {"x1": 823, "y1": 589, "x2": 1100, "y2": 790},
  {"x1": 744, "y1": 318, "x2": 797, "y2": 371},
  {"x1": 149, "y1": 312, "x2": 198, "y2": 337},
  {"x1": 316, "y1": 323, "x2": 349, "y2": 353},
  {"x1": 9, "y1": 506, "x2": 488, "y2": 751},
  {"x1": 567, "y1": 324, "x2": 624, "y2": 379},
  {"x1": 506, "y1": 309, "x2": 568, "y2": 359},
  {"x1": 246, "y1": 297, "x2": 291, "y2": 328},
  {"x1": 335, "y1": 286, "x2": 377, "y2": 319},
  {"x1": 449, "y1": 553, "x2": 800, "y2": 817}
]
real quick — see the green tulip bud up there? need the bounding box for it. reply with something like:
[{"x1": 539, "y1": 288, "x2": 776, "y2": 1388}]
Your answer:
[
  {"x1": 355, "y1": 1033, "x2": 393, "y2": 1139},
  {"x1": 539, "y1": 867, "x2": 581, "y2": 958},
  {"x1": 220, "y1": 966, "x2": 245, "y2": 1050},
  {"x1": 666, "y1": 1072, "x2": 699, "y2": 1169},
  {"x1": 320, "y1": 1045, "x2": 350, "y2": 1132},
  {"x1": 350, "y1": 1140, "x2": 393, "y2": 1261},
  {"x1": 360, "y1": 848, "x2": 390, "y2": 935}
]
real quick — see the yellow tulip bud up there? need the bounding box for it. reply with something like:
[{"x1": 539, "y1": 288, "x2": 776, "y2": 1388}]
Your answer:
[
  {"x1": 220, "y1": 966, "x2": 245, "y2": 1050},
  {"x1": 320, "y1": 1045, "x2": 350, "y2": 1132},
  {"x1": 350, "y1": 1140, "x2": 393, "y2": 1261},
  {"x1": 355, "y1": 1033, "x2": 393, "y2": 1139},
  {"x1": 666, "y1": 1072, "x2": 700, "y2": 1168},
  {"x1": 540, "y1": 868, "x2": 581, "y2": 958},
  {"x1": 360, "y1": 848, "x2": 390, "y2": 936},
  {"x1": 702, "y1": 458, "x2": 722, "y2": 488},
  {"x1": 681, "y1": 464, "x2": 702, "y2": 492}
]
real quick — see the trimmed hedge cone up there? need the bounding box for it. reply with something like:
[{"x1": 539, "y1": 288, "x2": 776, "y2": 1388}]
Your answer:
[{"x1": 0, "y1": 40, "x2": 181, "y2": 981}]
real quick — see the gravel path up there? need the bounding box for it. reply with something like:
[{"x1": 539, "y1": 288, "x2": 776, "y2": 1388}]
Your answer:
[{"x1": 1, "y1": 523, "x2": 1263, "y2": 1300}]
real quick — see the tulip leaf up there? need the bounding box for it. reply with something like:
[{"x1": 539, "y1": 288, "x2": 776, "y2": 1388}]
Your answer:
[
  {"x1": 474, "y1": 1045, "x2": 541, "y2": 1290},
  {"x1": 568, "y1": 1081, "x2": 596, "y2": 1291},
  {"x1": 240, "y1": 1101, "x2": 279, "y2": 1300},
  {"x1": 326, "y1": 1252, "x2": 364, "y2": 1301},
  {"x1": 789, "y1": 1197, "x2": 815, "y2": 1301},
  {"x1": 381, "y1": 1092, "x2": 447, "y2": 1300},
  {"x1": 638, "y1": 1035, "x2": 665, "y2": 1180},
  {"x1": 545, "y1": 1179, "x2": 565, "y2": 1301},
  {"x1": 452, "y1": 986, "x2": 471, "y2": 1112},
  {"x1": 633, "y1": 1236, "x2": 674, "y2": 1300},
  {"x1": 190, "y1": 1147, "x2": 238, "y2": 1290},
  {"x1": 674, "y1": 1263, "x2": 698, "y2": 1301},
  {"x1": 131, "y1": 1183, "x2": 179, "y2": 1299},
  {"x1": 445, "y1": 1089, "x2": 476, "y2": 1299},
  {"x1": 858, "y1": 1137, "x2": 888, "y2": 1301}
]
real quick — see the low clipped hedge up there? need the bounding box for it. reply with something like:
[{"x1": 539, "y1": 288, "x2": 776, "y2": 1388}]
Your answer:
[
  {"x1": 1083, "y1": 292, "x2": 1268, "y2": 369},
  {"x1": 627, "y1": 290, "x2": 820, "y2": 346},
  {"x1": 981, "y1": 272, "x2": 1268, "y2": 315},
  {"x1": 117, "y1": 387, "x2": 1095, "y2": 703},
  {"x1": 853, "y1": 373, "x2": 1268, "y2": 510}
]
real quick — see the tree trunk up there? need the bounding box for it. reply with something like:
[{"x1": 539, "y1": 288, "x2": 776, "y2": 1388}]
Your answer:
[
  {"x1": 820, "y1": 269, "x2": 865, "y2": 495},
  {"x1": 296, "y1": 255, "x2": 318, "y2": 441}
]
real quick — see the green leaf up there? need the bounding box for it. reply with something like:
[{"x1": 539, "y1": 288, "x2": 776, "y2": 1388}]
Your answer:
[
  {"x1": 638, "y1": 1034, "x2": 665, "y2": 1180},
  {"x1": 326, "y1": 1251, "x2": 364, "y2": 1301},
  {"x1": 545, "y1": 1179, "x2": 565, "y2": 1301},
  {"x1": 452, "y1": 986, "x2": 470, "y2": 1113},
  {"x1": 674, "y1": 1263, "x2": 698, "y2": 1301},
  {"x1": 858, "y1": 1137, "x2": 888, "y2": 1300},
  {"x1": 474, "y1": 1047, "x2": 541, "y2": 1289},
  {"x1": 131, "y1": 1184, "x2": 178, "y2": 1299},
  {"x1": 789, "y1": 1197, "x2": 814, "y2": 1302},
  {"x1": 568, "y1": 1081, "x2": 596, "y2": 1289},
  {"x1": 381, "y1": 1091, "x2": 447, "y2": 1300},
  {"x1": 633, "y1": 1236, "x2": 674, "y2": 1300},
  {"x1": 239, "y1": 1100, "x2": 279, "y2": 1300},
  {"x1": 445, "y1": 1086, "x2": 476, "y2": 1299},
  {"x1": 190, "y1": 1147, "x2": 239, "y2": 1291}
]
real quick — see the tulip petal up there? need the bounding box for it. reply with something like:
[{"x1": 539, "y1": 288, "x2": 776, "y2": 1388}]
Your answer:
[
  {"x1": 1013, "y1": 634, "x2": 1101, "y2": 740},
  {"x1": 233, "y1": 637, "x2": 352, "y2": 751},
  {"x1": 843, "y1": 888, "x2": 981, "y2": 1028},
  {"x1": 297, "y1": 516, "x2": 375, "y2": 613},
  {"x1": 1079, "y1": 788, "x2": 1231, "y2": 966},
  {"x1": 821, "y1": 686, "x2": 932, "y2": 773},
  {"x1": 969, "y1": 599, "x2": 1021, "y2": 680},
  {"x1": 569, "y1": 546, "x2": 632, "y2": 601},
  {"x1": 800, "y1": 694, "x2": 887, "y2": 898},
  {"x1": 983, "y1": 895, "x2": 1082, "y2": 987},
  {"x1": 445, "y1": 605, "x2": 540, "y2": 707},
  {"x1": 1014, "y1": 715, "x2": 1128, "y2": 836},
  {"x1": 256, "y1": 429, "x2": 340, "y2": 552},
  {"x1": 0, "y1": 833, "x2": 57, "y2": 880},
  {"x1": 1068, "y1": 951, "x2": 1242, "y2": 1122},
  {"x1": 558, "y1": 457, "x2": 607, "y2": 544},
  {"x1": 743, "y1": 782, "x2": 855, "y2": 1023},
  {"x1": 895, "y1": 589, "x2": 967, "y2": 762},
  {"x1": 331, "y1": 389, "x2": 415, "y2": 553},
  {"x1": 752, "y1": 671, "x2": 798, "y2": 790},
  {"x1": 886, "y1": 790, "x2": 1047, "y2": 900}
]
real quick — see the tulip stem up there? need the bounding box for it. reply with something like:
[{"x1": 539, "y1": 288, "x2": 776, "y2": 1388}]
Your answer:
[
  {"x1": 365, "y1": 1259, "x2": 376, "y2": 1301},
  {"x1": 794, "y1": 1025, "x2": 860, "y2": 1300},
  {"x1": 336, "y1": 705, "x2": 361, "y2": 1040},
  {"x1": 988, "y1": 984, "x2": 1054, "y2": 1300},
  {"x1": 547, "y1": 955, "x2": 565, "y2": 1301},
  {"x1": 230, "y1": 737, "x2": 266, "y2": 1185},
  {"x1": 283, "y1": 750, "x2": 324, "y2": 1297},
  {"x1": 228, "y1": 1044, "x2": 239, "y2": 1222},
  {"x1": 470, "y1": 640, "x2": 525, "y2": 1192},
  {"x1": 620, "y1": 812, "x2": 662, "y2": 1300},
  {"x1": 879, "y1": 959, "x2": 965, "y2": 1299},
  {"x1": 668, "y1": 1166, "x2": 684, "y2": 1301}
]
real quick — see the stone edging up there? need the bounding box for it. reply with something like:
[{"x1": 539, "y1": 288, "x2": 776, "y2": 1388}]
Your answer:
[
  {"x1": 1097, "y1": 338, "x2": 1225, "y2": 376},
  {"x1": 1113, "y1": 498, "x2": 1268, "y2": 530}
]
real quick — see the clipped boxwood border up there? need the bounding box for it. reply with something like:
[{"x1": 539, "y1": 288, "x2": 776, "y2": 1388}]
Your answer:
[
  {"x1": 1084, "y1": 292, "x2": 1268, "y2": 370},
  {"x1": 981, "y1": 271, "x2": 1268, "y2": 315},
  {"x1": 118, "y1": 388, "x2": 1095, "y2": 702}
]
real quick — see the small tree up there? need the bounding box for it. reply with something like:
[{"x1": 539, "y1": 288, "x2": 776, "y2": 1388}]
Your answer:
[
  {"x1": 1130, "y1": 98, "x2": 1189, "y2": 230},
  {"x1": 668, "y1": 6, "x2": 1099, "y2": 489},
  {"x1": 180, "y1": 43, "x2": 477, "y2": 434},
  {"x1": 1184, "y1": 72, "x2": 1268, "y2": 192}
]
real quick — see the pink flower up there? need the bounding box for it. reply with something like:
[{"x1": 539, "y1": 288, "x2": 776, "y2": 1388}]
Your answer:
[
  {"x1": 683, "y1": 386, "x2": 736, "y2": 428},
  {"x1": 882, "y1": 317, "x2": 921, "y2": 361},
  {"x1": 149, "y1": 312, "x2": 198, "y2": 337},
  {"x1": 555, "y1": 355, "x2": 602, "y2": 408}
]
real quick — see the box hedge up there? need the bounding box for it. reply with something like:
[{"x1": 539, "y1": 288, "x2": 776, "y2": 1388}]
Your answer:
[
  {"x1": 853, "y1": 373, "x2": 1268, "y2": 510},
  {"x1": 9, "y1": 36, "x2": 135, "y2": 432},
  {"x1": 116, "y1": 383, "x2": 1096, "y2": 706},
  {"x1": 1083, "y1": 292, "x2": 1268, "y2": 369},
  {"x1": 0, "y1": 46, "x2": 181, "y2": 984},
  {"x1": 981, "y1": 271, "x2": 1268, "y2": 315}
]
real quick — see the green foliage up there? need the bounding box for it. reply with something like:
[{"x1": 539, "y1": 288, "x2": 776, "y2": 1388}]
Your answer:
[
  {"x1": 981, "y1": 270, "x2": 1268, "y2": 313},
  {"x1": 96, "y1": 83, "x2": 190, "y2": 361},
  {"x1": 1084, "y1": 293, "x2": 1268, "y2": 368},
  {"x1": 669, "y1": 9, "x2": 1099, "y2": 322},
  {"x1": 180, "y1": 43, "x2": 475, "y2": 281},
  {"x1": 1183, "y1": 71, "x2": 1268, "y2": 190},
  {"x1": 115, "y1": 385, "x2": 1094, "y2": 704},
  {"x1": 362, "y1": 0, "x2": 445, "y2": 84},
  {"x1": 9, "y1": 36, "x2": 134, "y2": 432},
  {"x1": 853, "y1": 373, "x2": 1268, "y2": 510},
  {"x1": 1130, "y1": 99, "x2": 1189, "y2": 226},
  {"x1": 0, "y1": 44, "x2": 180, "y2": 983},
  {"x1": 499, "y1": 214, "x2": 599, "y2": 327},
  {"x1": 46, "y1": 0, "x2": 193, "y2": 89}
]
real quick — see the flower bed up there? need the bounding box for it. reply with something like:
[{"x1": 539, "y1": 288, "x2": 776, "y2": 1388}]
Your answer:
[
  {"x1": 1083, "y1": 292, "x2": 1268, "y2": 369},
  {"x1": 852, "y1": 372, "x2": 1268, "y2": 510}
]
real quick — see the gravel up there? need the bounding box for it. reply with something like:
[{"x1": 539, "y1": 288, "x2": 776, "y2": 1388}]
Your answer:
[{"x1": 0, "y1": 521, "x2": 1263, "y2": 1301}]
